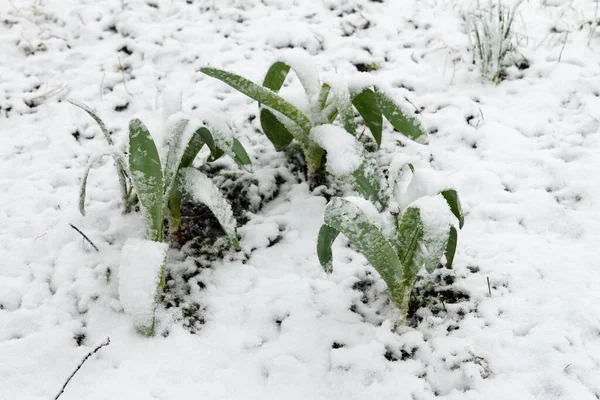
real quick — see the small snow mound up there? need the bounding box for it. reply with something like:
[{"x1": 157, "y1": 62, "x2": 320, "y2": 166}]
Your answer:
[
  {"x1": 119, "y1": 238, "x2": 168, "y2": 331},
  {"x1": 310, "y1": 124, "x2": 362, "y2": 176}
]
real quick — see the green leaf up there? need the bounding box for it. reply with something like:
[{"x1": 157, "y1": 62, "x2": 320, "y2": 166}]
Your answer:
[
  {"x1": 397, "y1": 207, "x2": 425, "y2": 282},
  {"x1": 200, "y1": 67, "x2": 313, "y2": 133},
  {"x1": 179, "y1": 168, "x2": 240, "y2": 250},
  {"x1": 351, "y1": 158, "x2": 386, "y2": 209},
  {"x1": 162, "y1": 119, "x2": 190, "y2": 206},
  {"x1": 444, "y1": 226, "x2": 458, "y2": 269},
  {"x1": 195, "y1": 127, "x2": 225, "y2": 162},
  {"x1": 317, "y1": 83, "x2": 331, "y2": 110},
  {"x1": 374, "y1": 87, "x2": 428, "y2": 144},
  {"x1": 352, "y1": 88, "x2": 383, "y2": 148},
  {"x1": 441, "y1": 189, "x2": 464, "y2": 229},
  {"x1": 263, "y1": 61, "x2": 291, "y2": 91},
  {"x1": 180, "y1": 129, "x2": 206, "y2": 169},
  {"x1": 232, "y1": 138, "x2": 252, "y2": 168},
  {"x1": 259, "y1": 107, "x2": 294, "y2": 151},
  {"x1": 322, "y1": 198, "x2": 406, "y2": 307},
  {"x1": 316, "y1": 224, "x2": 340, "y2": 274},
  {"x1": 334, "y1": 86, "x2": 356, "y2": 135},
  {"x1": 128, "y1": 119, "x2": 164, "y2": 242}
]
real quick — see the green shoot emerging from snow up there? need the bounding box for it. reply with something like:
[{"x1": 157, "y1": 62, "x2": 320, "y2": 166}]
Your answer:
[
  {"x1": 317, "y1": 166, "x2": 464, "y2": 323},
  {"x1": 199, "y1": 52, "x2": 427, "y2": 183}
]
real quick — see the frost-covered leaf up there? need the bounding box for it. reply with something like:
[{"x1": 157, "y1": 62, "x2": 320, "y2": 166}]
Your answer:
[
  {"x1": 332, "y1": 83, "x2": 356, "y2": 135},
  {"x1": 119, "y1": 238, "x2": 168, "y2": 336},
  {"x1": 231, "y1": 138, "x2": 252, "y2": 168},
  {"x1": 352, "y1": 88, "x2": 383, "y2": 148},
  {"x1": 275, "y1": 51, "x2": 321, "y2": 99},
  {"x1": 444, "y1": 226, "x2": 458, "y2": 269},
  {"x1": 374, "y1": 88, "x2": 428, "y2": 144},
  {"x1": 70, "y1": 99, "x2": 130, "y2": 210},
  {"x1": 317, "y1": 83, "x2": 331, "y2": 110},
  {"x1": 195, "y1": 126, "x2": 225, "y2": 162},
  {"x1": 68, "y1": 99, "x2": 113, "y2": 145},
  {"x1": 397, "y1": 207, "x2": 425, "y2": 281},
  {"x1": 162, "y1": 119, "x2": 190, "y2": 206},
  {"x1": 200, "y1": 67, "x2": 313, "y2": 133},
  {"x1": 259, "y1": 107, "x2": 294, "y2": 150},
  {"x1": 79, "y1": 150, "x2": 129, "y2": 216},
  {"x1": 128, "y1": 119, "x2": 164, "y2": 242},
  {"x1": 351, "y1": 154, "x2": 387, "y2": 209},
  {"x1": 179, "y1": 168, "x2": 240, "y2": 250},
  {"x1": 316, "y1": 224, "x2": 340, "y2": 274},
  {"x1": 441, "y1": 189, "x2": 464, "y2": 229},
  {"x1": 180, "y1": 129, "x2": 206, "y2": 169},
  {"x1": 322, "y1": 198, "x2": 405, "y2": 306}
]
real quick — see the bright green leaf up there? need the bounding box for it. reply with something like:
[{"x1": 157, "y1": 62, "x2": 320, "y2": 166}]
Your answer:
[
  {"x1": 259, "y1": 107, "x2": 294, "y2": 151},
  {"x1": 374, "y1": 87, "x2": 428, "y2": 144},
  {"x1": 263, "y1": 61, "x2": 291, "y2": 91},
  {"x1": 200, "y1": 67, "x2": 313, "y2": 133},
  {"x1": 441, "y1": 189, "x2": 464, "y2": 229},
  {"x1": 352, "y1": 88, "x2": 383, "y2": 148},
  {"x1": 128, "y1": 119, "x2": 164, "y2": 242},
  {"x1": 444, "y1": 226, "x2": 458, "y2": 269},
  {"x1": 316, "y1": 224, "x2": 340, "y2": 274}
]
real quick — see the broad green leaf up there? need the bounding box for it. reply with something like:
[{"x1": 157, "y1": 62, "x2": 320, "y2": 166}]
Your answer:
[
  {"x1": 397, "y1": 207, "x2": 425, "y2": 283},
  {"x1": 444, "y1": 226, "x2": 458, "y2": 269},
  {"x1": 128, "y1": 119, "x2": 164, "y2": 242},
  {"x1": 374, "y1": 87, "x2": 428, "y2": 144},
  {"x1": 180, "y1": 129, "x2": 206, "y2": 169},
  {"x1": 323, "y1": 198, "x2": 405, "y2": 307},
  {"x1": 351, "y1": 159, "x2": 386, "y2": 209},
  {"x1": 263, "y1": 61, "x2": 291, "y2": 91},
  {"x1": 200, "y1": 67, "x2": 313, "y2": 133},
  {"x1": 162, "y1": 119, "x2": 190, "y2": 206},
  {"x1": 441, "y1": 189, "x2": 464, "y2": 229},
  {"x1": 194, "y1": 126, "x2": 252, "y2": 169},
  {"x1": 352, "y1": 88, "x2": 383, "y2": 148},
  {"x1": 179, "y1": 168, "x2": 240, "y2": 250},
  {"x1": 259, "y1": 107, "x2": 294, "y2": 150},
  {"x1": 316, "y1": 224, "x2": 340, "y2": 274},
  {"x1": 317, "y1": 83, "x2": 331, "y2": 110},
  {"x1": 166, "y1": 183, "x2": 182, "y2": 234}
]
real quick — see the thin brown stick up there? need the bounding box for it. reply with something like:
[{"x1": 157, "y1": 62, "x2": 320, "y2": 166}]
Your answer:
[
  {"x1": 55, "y1": 337, "x2": 110, "y2": 400},
  {"x1": 69, "y1": 223, "x2": 99, "y2": 252},
  {"x1": 487, "y1": 276, "x2": 492, "y2": 297}
]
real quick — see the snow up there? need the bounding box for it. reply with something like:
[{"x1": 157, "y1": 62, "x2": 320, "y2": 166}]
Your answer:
[
  {"x1": 310, "y1": 124, "x2": 363, "y2": 176},
  {"x1": 2, "y1": 0, "x2": 600, "y2": 399},
  {"x1": 118, "y1": 238, "x2": 168, "y2": 333}
]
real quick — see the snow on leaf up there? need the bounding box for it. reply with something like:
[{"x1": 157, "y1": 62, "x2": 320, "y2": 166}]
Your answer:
[
  {"x1": 119, "y1": 238, "x2": 168, "y2": 336},
  {"x1": 309, "y1": 124, "x2": 362, "y2": 176},
  {"x1": 179, "y1": 168, "x2": 240, "y2": 250}
]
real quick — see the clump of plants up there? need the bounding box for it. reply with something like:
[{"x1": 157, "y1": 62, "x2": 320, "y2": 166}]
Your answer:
[
  {"x1": 72, "y1": 101, "x2": 250, "y2": 335},
  {"x1": 317, "y1": 164, "x2": 464, "y2": 323},
  {"x1": 466, "y1": 0, "x2": 523, "y2": 83},
  {"x1": 199, "y1": 51, "x2": 427, "y2": 193}
]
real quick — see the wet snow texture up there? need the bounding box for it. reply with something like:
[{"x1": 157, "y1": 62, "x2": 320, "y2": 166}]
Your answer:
[{"x1": 2, "y1": 0, "x2": 600, "y2": 399}]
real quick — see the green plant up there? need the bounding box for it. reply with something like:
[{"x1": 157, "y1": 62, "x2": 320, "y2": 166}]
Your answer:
[
  {"x1": 199, "y1": 53, "x2": 427, "y2": 182},
  {"x1": 467, "y1": 0, "x2": 522, "y2": 84},
  {"x1": 317, "y1": 165, "x2": 464, "y2": 323},
  {"x1": 72, "y1": 102, "x2": 251, "y2": 335}
]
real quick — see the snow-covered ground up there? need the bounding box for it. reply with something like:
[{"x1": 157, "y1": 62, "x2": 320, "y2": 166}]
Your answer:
[{"x1": 2, "y1": 0, "x2": 600, "y2": 399}]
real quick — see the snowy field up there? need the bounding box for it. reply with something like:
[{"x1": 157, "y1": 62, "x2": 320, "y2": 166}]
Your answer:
[{"x1": 2, "y1": 0, "x2": 600, "y2": 399}]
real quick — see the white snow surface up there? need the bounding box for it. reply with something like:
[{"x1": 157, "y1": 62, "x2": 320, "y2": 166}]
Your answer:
[
  {"x1": 2, "y1": 0, "x2": 600, "y2": 399},
  {"x1": 118, "y1": 238, "x2": 168, "y2": 331}
]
